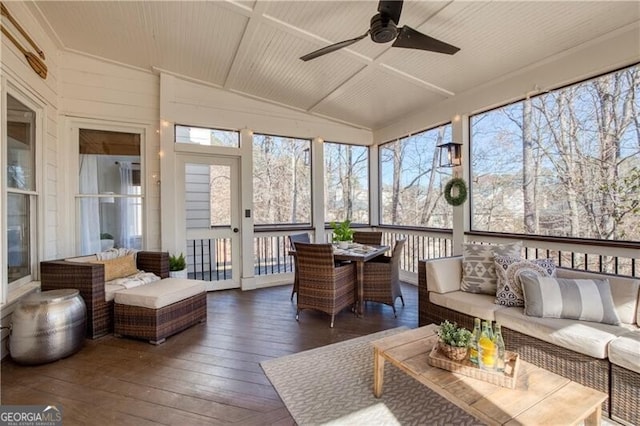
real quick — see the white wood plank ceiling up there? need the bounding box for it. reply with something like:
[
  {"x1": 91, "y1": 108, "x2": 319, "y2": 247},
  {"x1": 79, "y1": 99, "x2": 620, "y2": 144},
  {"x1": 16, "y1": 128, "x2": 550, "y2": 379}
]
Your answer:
[{"x1": 31, "y1": 0, "x2": 640, "y2": 131}]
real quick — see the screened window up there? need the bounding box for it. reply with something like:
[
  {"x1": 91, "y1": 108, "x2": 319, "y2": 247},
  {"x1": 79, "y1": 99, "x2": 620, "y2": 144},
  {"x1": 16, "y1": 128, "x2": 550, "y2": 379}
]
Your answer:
[
  {"x1": 77, "y1": 129, "x2": 143, "y2": 255},
  {"x1": 379, "y1": 125, "x2": 453, "y2": 227},
  {"x1": 253, "y1": 134, "x2": 311, "y2": 225},
  {"x1": 470, "y1": 64, "x2": 640, "y2": 241},
  {"x1": 6, "y1": 94, "x2": 37, "y2": 286},
  {"x1": 175, "y1": 125, "x2": 239, "y2": 148},
  {"x1": 324, "y1": 143, "x2": 369, "y2": 224}
]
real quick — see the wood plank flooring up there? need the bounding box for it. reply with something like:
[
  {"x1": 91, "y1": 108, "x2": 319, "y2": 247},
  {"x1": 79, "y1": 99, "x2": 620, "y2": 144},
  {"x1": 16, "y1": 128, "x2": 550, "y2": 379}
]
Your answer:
[{"x1": 1, "y1": 283, "x2": 418, "y2": 425}]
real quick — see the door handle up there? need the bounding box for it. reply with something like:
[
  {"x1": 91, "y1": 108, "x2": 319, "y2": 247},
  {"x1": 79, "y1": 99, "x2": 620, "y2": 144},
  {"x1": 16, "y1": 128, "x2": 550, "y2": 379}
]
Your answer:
[{"x1": 233, "y1": 228, "x2": 239, "y2": 233}]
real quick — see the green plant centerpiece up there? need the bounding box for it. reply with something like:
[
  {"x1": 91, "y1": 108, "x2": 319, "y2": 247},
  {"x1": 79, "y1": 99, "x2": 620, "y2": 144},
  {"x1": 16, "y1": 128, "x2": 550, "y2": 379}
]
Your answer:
[
  {"x1": 437, "y1": 320, "x2": 472, "y2": 361},
  {"x1": 330, "y1": 220, "x2": 354, "y2": 248},
  {"x1": 99, "y1": 232, "x2": 114, "y2": 251},
  {"x1": 169, "y1": 253, "x2": 187, "y2": 278}
]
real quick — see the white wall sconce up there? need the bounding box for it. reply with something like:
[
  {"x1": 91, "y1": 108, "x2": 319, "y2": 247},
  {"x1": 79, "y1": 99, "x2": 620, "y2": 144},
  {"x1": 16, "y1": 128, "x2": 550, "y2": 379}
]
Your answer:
[{"x1": 437, "y1": 142, "x2": 463, "y2": 168}]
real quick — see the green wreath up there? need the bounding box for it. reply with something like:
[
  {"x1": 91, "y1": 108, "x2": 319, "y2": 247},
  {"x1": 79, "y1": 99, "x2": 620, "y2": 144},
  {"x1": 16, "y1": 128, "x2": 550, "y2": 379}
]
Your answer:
[{"x1": 444, "y1": 177, "x2": 468, "y2": 206}]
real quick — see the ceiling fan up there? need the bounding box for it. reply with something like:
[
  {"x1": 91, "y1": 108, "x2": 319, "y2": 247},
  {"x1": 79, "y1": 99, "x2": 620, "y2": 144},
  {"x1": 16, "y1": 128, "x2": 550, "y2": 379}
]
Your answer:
[{"x1": 300, "y1": 0, "x2": 460, "y2": 62}]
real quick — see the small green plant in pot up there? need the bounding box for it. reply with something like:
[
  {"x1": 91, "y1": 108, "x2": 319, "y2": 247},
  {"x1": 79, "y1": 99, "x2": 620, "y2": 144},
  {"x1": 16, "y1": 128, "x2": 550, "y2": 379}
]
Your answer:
[
  {"x1": 330, "y1": 220, "x2": 354, "y2": 248},
  {"x1": 437, "y1": 320, "x2": 472, "y2": 361},
  {"x1": 100, "y1": 232, "x2": 114, "y2": 251},
  {"x1": 169, "y1": 253, "x2": 187, "y2": 278}
]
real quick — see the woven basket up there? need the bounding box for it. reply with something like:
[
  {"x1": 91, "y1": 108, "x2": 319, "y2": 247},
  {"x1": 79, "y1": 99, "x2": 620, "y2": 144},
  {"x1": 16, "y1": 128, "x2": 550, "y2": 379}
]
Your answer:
[{"x1": 437, "y1": 340, "x2": 468, "y2": 361}]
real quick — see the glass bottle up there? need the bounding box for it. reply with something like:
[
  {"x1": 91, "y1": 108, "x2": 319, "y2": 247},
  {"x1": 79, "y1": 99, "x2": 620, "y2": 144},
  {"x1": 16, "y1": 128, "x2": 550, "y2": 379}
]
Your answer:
[
  {"x1": 493, "y1": 323, "x2": 506, "y2": 372},
  {"x1": 478, "y1": 320, "x2": 496, "y2": 371},
  {"x1": 468, "y1": 318, "x2": 481, "y2": 365}
]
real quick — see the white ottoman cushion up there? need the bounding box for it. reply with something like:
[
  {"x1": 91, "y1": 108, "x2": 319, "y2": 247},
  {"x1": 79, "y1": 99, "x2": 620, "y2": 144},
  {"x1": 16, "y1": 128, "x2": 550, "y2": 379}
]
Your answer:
[{"x1": 114, "y1": 278, "x2": 206, "y2": 309}]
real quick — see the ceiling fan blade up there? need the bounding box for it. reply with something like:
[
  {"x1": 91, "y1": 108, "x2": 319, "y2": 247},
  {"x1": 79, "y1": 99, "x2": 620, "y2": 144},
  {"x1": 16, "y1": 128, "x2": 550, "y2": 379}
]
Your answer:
[
  {"x1": 300, "y1": 32, "x2": 369, "y2": 61},
  {"x1": 393, "y1": 26, "x2": 460, "y2": 55},
  {"x1": 378, "y1": 0, "x2": 403, "y2": 25}
]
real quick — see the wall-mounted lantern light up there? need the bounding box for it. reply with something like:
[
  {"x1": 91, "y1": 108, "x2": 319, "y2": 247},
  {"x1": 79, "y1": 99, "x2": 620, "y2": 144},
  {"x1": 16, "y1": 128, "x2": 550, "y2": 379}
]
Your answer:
[{"x1": 437, "y1": 142, "x2": 463, "y2": 168}]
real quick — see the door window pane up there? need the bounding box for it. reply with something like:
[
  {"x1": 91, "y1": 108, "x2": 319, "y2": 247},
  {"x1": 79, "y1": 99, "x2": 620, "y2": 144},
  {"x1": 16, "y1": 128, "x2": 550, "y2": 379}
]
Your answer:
[
  {"x1": 176, "y1": 125, "x2": 239, "y2": 148},
  {"x1": 185, "y1": 163, "x2": 231, "y2": 229}
]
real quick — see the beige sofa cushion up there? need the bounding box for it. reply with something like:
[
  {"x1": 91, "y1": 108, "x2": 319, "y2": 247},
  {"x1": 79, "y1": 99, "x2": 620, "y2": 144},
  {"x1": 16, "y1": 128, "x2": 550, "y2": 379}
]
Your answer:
[
  {"x1": 556, "y1": 268, "x2": 640, "y2": 325},
  {"x1": 426, "y1": 256, "x2": 462, "y2": 294},
  {"x1": 495, "y1": 307, "x2": 632, "y2": 359},
  {"x1": 430, "y1": 291, "x2": 506, "y2": 322},
  {"x1": 114, "y1": 278, "x2": 206, "y2": 309},
  {"x1": 608, "y1": 331, "x2": 640, "y2": 374}
]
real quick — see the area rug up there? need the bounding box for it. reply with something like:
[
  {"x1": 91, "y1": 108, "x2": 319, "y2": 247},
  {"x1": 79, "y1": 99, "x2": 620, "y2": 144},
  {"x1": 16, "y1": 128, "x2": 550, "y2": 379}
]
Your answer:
[{"x1": 260, "y1": 327, "x2": 484, "y2": 426}]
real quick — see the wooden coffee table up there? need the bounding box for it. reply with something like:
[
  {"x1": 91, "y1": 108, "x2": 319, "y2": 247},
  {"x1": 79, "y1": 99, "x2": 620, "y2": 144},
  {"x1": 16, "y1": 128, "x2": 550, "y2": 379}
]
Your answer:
[{"x1": 372, "y1": 325, "x2": 608, "y2": 426}]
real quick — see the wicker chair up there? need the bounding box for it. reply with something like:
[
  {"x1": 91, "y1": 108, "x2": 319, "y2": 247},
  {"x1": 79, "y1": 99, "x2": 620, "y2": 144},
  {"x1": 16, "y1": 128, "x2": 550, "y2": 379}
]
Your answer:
[
  {"x1": 352, "y1": 231, "x2": 382, "y2": 245},
  {"x1": 362, "y1": 239, "x2": 406, "y2": 317},
  {"x1": 40, "y1": 251, "x2": 169, "y2": 338},
  {"x1": 294, "y1": 242, "x2": 356, "y2": 328},
  {"x1": 288, "y1": 233, "x2": 311, "y2": 301}
]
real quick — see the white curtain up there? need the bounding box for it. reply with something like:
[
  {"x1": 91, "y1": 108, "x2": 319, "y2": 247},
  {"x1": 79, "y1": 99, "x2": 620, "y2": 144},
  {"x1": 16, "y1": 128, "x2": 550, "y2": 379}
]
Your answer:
[
  {"x1": 79, "y1": 154, "x2": 101, "y2": 255},
  {"x1": 118, "y1": 161, "x2": 134, "y2": 248}
]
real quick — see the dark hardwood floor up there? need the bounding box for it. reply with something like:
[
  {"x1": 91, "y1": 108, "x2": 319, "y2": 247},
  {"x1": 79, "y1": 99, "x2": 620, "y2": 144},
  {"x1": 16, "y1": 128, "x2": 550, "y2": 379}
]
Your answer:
[{"x1": 1, "y1": 283, "x2": 418, "y2": 425}]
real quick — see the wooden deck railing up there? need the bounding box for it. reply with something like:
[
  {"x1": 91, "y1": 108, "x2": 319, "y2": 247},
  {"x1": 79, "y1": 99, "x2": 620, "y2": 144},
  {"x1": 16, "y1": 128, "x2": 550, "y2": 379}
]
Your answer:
[{"x1": 186, "y1": 228, "x2": 639, "y2": 283}]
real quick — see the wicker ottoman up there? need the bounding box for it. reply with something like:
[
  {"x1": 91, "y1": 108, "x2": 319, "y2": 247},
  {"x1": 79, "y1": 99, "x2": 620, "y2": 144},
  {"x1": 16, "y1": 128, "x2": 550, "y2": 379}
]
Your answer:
[{"x1": 114, "y1": 278, "x2": 207, "y2": 344}]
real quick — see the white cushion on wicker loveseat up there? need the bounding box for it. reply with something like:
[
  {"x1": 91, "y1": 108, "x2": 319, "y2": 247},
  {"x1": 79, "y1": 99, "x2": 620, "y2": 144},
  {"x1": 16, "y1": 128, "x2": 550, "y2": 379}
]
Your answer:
[
  {"x1": 429, "y1": 291, "x2": 505, "y2": 321},
  {"x1": 608, "y1": 331, "x2": 640, "y2": 374},
  {"x1": 495, "y1": 307, "x2": 633, "y2": 359},
  {"x1": 114, "y1": 278, "x2": 206, "y2": 309}
]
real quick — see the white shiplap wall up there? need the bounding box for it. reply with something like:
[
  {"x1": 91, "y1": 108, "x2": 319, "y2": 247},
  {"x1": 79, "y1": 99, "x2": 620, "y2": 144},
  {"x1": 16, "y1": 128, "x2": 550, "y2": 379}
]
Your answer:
[
  {"x1": 58, "y1": 52, "x2": 162, "y2": 253},
  {"x1": 0, "y1": 1, "x2": 60, "y2": 359}
]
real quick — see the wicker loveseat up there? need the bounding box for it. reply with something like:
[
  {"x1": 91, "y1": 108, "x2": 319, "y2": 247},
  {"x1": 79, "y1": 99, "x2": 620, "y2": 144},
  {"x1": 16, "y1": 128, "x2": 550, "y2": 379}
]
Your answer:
[
  {"x1": 40, "y1": 251, "x2": 169, "y2": 338},
  {"x1": 419, "y1": 256, "x2": 640, "y2": 425}
]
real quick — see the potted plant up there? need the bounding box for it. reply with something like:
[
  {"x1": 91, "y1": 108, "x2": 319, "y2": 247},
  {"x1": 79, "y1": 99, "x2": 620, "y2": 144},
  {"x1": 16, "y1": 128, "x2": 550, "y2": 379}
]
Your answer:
[
  {"x1": 169, "y1": 252, "x2": 188, "y2": 278},
  {"x1": 330, "y1": 220, "x2": 354, "y2": 249},
  {"x1": 437, "y1": 320, "x2": 472, "y2": 361},
  {"x1": 100, "y1": 232, "x2": 114, "y2": 251}
]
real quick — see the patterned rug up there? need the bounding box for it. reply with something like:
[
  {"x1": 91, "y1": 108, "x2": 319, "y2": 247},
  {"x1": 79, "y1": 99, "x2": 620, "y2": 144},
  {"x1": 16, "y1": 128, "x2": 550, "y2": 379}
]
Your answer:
[{"x1": 260, "y1": 327, "x2": 484, "y2": 426}]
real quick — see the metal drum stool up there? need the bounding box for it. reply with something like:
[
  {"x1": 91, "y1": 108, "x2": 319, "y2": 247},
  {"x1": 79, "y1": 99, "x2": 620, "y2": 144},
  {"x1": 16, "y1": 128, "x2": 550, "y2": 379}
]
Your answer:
[{"x1": 10, "y1": 289, "x2": 87, "y2": 365}]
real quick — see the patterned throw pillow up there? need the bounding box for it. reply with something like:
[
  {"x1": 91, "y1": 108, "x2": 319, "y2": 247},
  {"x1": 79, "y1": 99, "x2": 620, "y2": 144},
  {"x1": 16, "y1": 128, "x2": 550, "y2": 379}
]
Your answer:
[
  {"x1": 494, "y1": 255, "x2": 556, "y2": 306},
  {"x1": 520, "y1": 275, "x2": 621, "y2": 325},
  {"x1": 461, "y1": 242, "x2": 522, "y2": 294}
]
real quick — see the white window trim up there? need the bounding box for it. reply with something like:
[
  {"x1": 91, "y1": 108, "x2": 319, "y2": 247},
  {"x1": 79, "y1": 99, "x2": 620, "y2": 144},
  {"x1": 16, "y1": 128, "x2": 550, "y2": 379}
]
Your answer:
[
  {"x1": 1, "y1": 80, "x2": 45, "y2": 304},
  {"x1": 65, "y1": 118, "x2": 149, "y2": 257}
]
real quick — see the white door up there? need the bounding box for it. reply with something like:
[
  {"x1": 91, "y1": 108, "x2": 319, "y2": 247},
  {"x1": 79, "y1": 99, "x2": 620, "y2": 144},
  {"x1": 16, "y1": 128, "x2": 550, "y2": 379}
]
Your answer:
[{"x1": 176, "y1": 155, "x2": 241, "y2": 290}]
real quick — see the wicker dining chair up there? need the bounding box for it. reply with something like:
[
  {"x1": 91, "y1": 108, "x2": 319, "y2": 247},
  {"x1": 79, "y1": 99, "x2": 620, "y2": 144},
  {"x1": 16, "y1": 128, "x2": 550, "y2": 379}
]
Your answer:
[
  {"x1": 288, "y1": 233, "x2": 311, "y2": 301},
  {"x1": 352, "y1": 231, "x2": 383, "y2": 245},
  {"x1": 294, "y1": 242, "x2": 356, "y2": 328},
  {"x1": 362, "y1": 239, "x2": 406, "y2": 317}
]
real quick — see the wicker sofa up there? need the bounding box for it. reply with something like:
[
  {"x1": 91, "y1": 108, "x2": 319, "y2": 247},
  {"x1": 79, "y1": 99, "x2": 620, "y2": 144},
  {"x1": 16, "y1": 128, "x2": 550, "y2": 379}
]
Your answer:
[
  {"x1": 418, "y1": 256, "x2": 640, "y2": 425},
  {"x1": 40, "y1": 251, "x2": 169, "y2": 338}
]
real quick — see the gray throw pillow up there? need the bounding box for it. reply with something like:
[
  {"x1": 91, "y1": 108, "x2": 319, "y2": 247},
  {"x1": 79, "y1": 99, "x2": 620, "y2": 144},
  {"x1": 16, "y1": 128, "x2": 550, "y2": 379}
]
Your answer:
[
  {"x1": 461, "y1": 242, "x2": 522, "y2": 294},
  {"x1": 494, "y1": 256, "x2": 556, "y2": 307},
  {"x1": 520, "y1": 274, "x2": 621, "y2": 325}
]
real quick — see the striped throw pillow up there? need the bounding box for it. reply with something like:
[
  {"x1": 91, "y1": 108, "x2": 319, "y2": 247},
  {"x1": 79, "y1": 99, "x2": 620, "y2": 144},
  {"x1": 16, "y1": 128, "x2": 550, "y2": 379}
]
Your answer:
[{"x1": 520, "y1": 274, "x2": 621, "y2": 325}]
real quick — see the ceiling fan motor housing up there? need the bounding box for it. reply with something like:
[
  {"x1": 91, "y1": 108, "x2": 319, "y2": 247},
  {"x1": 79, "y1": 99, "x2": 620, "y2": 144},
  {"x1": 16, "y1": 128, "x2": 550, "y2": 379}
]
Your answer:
[{"x1": 370, "y1": 13, "x2": 397, "y2": 43}]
